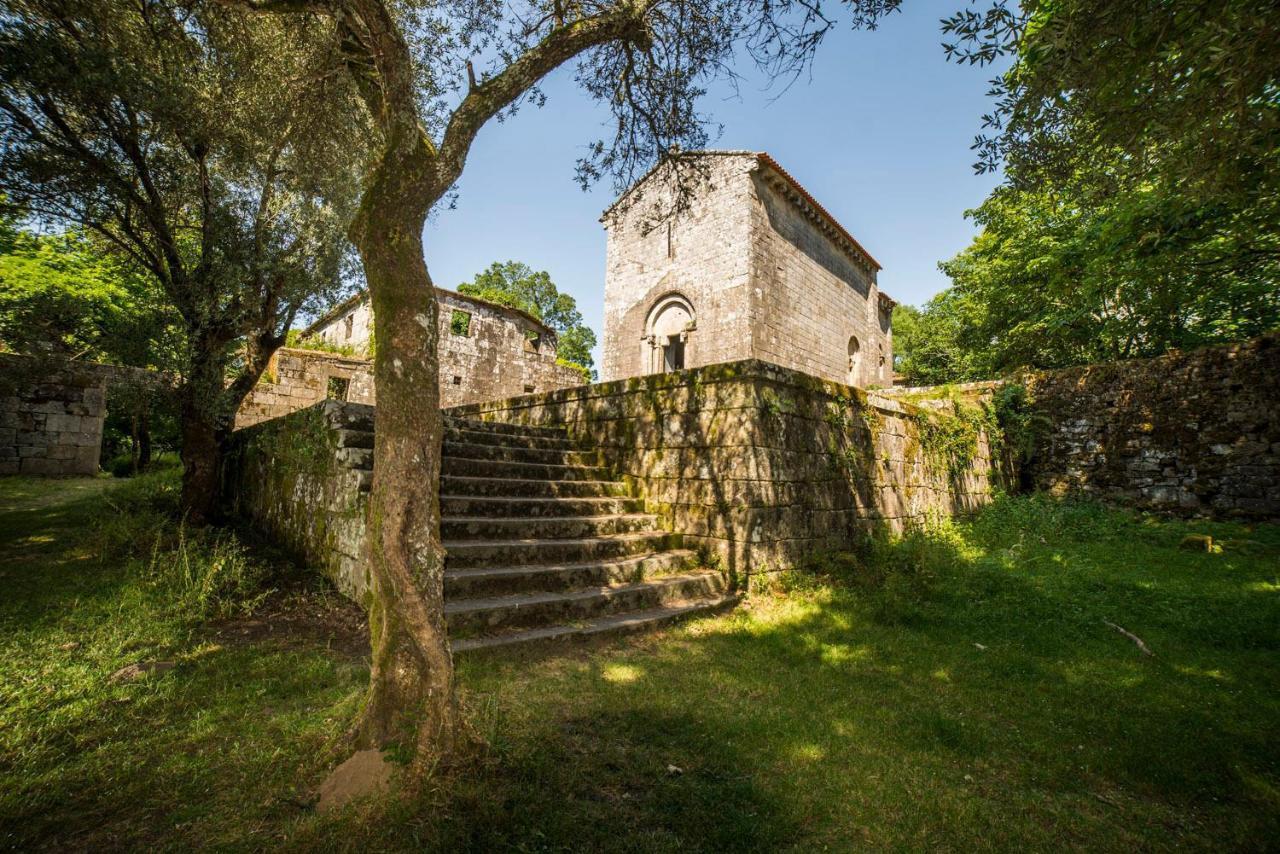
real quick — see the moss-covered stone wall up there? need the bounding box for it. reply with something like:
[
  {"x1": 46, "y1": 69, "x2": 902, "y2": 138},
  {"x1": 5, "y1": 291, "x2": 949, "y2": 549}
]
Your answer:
[
  {"x1": 222, "y1": 400, "x2": 373, "y2": 601},
  {"x1": 1025, "y1": 334, "x2": 1280, "y2": 518},
  {"x1": 452, "y1": 359, "x2": 1000, "y2": 580}
]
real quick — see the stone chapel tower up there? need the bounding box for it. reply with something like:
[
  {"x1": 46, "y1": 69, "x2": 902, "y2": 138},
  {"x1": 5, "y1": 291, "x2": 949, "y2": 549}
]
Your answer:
[{"x1": 600, "y1": 151, "x2": 895, "y2": 388}]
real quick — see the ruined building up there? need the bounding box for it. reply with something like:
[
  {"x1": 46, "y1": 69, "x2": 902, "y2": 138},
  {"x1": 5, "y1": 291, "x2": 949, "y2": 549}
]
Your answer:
[
  {"x1": 235, "y1": 288, "x2": 585, "y2": 427},
  {"x1": 601, "y1": 151, "x2": 895, "y2": 387}
]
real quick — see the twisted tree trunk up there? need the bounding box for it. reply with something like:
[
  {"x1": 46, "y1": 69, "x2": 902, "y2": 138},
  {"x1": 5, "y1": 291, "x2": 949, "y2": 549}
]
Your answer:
[{"x1": 348, "y1": 127, "x2": 458, "y2": 764}]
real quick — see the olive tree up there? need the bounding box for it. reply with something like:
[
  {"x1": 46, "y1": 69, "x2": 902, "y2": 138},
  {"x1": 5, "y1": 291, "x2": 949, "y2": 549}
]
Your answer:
[
  {"x1": 0, "y1": 0, "x2": 367, "y2": 519},
  {"x1": 220, "y1": 0, "x2": 899, "y2": 774}
]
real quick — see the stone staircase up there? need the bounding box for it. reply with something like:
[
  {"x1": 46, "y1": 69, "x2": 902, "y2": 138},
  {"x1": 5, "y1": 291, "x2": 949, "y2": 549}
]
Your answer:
[{"x1": 344, "y1": 414, "x2": 737, "y2": 653}]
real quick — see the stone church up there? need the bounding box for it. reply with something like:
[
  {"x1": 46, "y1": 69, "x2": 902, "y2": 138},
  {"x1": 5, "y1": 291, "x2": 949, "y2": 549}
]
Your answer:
[{"x1": 601, "y1": 151, "x2": 894, "y2": 388}]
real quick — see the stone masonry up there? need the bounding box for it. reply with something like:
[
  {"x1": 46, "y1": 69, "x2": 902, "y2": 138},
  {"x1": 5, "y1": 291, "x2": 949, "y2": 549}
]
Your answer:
[
  {"x1": 224, "y1": 401, "x2": 738, "y2": 651},
  {"x1": 1025, "y1": 333, "x2": 1280, "y2": 518},
  {"x1": 454, "y1": 359, "x2": 998, "y2": 580},
  {"x1": 601, "y1": 152, "x2": 895, "y2": 388},
  {"x1": 0, "y1": 354, "x2": 106, "y2": 476},
  {"x1": 237, "y1": 288, "x2": 585, "y2": 427}
]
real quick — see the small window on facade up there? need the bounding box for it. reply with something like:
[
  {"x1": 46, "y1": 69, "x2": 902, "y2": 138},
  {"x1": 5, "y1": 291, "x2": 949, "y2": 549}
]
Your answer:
[
  {"x1": 666, "y1": 222, "x2": 674, "y2": 259},
  {"x1": 343, "y1": 314, "x2": 354, "y2": 340},
  {"x1": 524, "y1": 330, "x2": 541, "y2": 352},
  {"x1": 847, "y1": 336, "x2": 862, "y2": 386},
  {"x1": 452, "y1": 375, "x2": 462, "y2": 385},
  {"x1": 450, "y1": 309, "x2": 471, "y2": 337},
  {"x1": 524, "y1": 384, "x2": 536, "y2": 394},
  {"x1": 663, "y1": 336, "x2": 685, "y2": 372},
  {"x1": 327, "y1": 376, "x2": 350, "y2": 401}
]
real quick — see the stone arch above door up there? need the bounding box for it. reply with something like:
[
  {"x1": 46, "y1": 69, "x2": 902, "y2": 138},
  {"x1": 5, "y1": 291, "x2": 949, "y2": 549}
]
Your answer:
[{"x1": 643, "y1": 293, "x2": 696, "y2": 374}]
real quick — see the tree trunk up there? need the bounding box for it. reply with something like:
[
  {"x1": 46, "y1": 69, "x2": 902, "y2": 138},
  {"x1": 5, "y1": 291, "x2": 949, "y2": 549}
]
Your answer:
[
  {"x1": 350, "y1": 141, "x2": 458, "y2": 767},
  {"x1": 138, "y1": 408, "x2": 152, "y2": 470},
  {"x1": 178, "y1": 342, "x2": 232, "y2": 523}
]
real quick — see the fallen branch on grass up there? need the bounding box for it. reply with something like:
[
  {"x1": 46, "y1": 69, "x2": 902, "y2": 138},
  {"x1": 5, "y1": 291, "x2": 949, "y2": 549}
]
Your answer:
[{"x1": 1105, "y1": 621, "x2": 1153, "y2": 657}]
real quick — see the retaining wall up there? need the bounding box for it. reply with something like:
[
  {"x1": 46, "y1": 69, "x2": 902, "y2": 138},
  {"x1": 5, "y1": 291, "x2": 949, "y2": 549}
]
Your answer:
[
  {"x1": 453, "y1": 359, "x2": 999, "y2": 579},
  {"x1": 1025, "y1": 333, "x2": 1280, "y2": 518},
  {"x1": 0, "y1": 355, "x2": 107, "y2": 476}
]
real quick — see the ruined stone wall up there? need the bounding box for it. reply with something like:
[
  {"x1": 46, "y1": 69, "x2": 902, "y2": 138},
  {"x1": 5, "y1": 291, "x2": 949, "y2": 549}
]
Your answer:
[
  {"x1": 1026, "y1": 334, "x2": 1280, "y2": 518},
  {"x1": 747, "y1": 170, "x2": 892, "y2": 389},
  {"x1": 237, "y1": 290, "x2": 585, "y2": 428},
  {"x1": 601, "y1": 154, "x2": 758, "y2": 382},
  {"x1": 434, "y1": 289, "x2": 585, "y2": 403},
  {"x1": 235, "y1": 348, "x2": 375, "y2": 429},
  {"x1": 223, "y1": 400, "x2": 373, "y2": 601},
  {"x1": 453, "y1": 359, "x2": 998, "y2": 579},
  {"x1": 0, "y1": 355, "x2": 107, "y2": 475}
]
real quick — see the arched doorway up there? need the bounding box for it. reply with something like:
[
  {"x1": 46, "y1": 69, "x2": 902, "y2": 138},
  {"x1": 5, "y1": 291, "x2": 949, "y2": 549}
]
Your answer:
[
  {"x1": 644, "y1": 294, "x2": 695, "y2": 374},
  {"x1": 847, "y1": 335, "x2": 861, "y2": 386}
]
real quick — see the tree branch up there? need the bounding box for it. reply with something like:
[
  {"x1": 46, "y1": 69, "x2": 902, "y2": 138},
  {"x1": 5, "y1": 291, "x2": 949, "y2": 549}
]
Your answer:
[{"x1": 436, "y1": 4, "x2": 649, "y2": 188}]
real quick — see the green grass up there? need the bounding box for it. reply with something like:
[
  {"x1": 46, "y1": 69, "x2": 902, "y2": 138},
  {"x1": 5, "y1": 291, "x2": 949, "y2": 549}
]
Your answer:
[{"x1": 1, "y1": 479, "x2": 1277, "y2": 851}]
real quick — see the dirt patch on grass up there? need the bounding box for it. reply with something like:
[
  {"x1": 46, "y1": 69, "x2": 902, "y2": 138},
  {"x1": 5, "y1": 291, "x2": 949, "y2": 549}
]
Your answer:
[{"x1": 208, "y1": 587, "x2": 370, "y2": 661}]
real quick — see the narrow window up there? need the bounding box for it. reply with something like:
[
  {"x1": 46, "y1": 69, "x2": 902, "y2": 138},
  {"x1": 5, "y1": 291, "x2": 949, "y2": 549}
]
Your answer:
[
  {"x1": 327, "y1": 376, "x2": 350, "y2": 401},
  {"x1": 847, "y1": 336, "x2": 861, "y2": 386},
  {"x1": 343, "y1": 314, "x2": 354, "y2": 340},
  {"x1": 666, "y1": 222, "x2": 674, "y2": 259},
  {"x1": 452, "y1": 375, "x2": 462, "y2": 385},
  {"x1": 450, "y1": 310, "x2": 471, "y2": 336},
  {"x1": 663, "y1": 336, "x2": 685, "y2": 372},
  {"x1": 524, "y1": 330, "x2": 541, "y2": 352}
]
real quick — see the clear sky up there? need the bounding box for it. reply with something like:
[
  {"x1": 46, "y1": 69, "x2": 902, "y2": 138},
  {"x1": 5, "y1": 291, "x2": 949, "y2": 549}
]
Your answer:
[{"x1": 422, "y1": 2, "x2": 1007, "y2": 366}]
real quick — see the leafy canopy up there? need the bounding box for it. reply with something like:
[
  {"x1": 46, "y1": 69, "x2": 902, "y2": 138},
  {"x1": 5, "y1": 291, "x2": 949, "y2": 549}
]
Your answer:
[
  {"x1": 893, "y1": 0, "x2": 1280, "y2": 384},
  {"x1": 0, "y1": 226, "x2": 181, "y2": 370},
  {"x1": 0, "y1": 0, "x2": 367, "y2": 411}
]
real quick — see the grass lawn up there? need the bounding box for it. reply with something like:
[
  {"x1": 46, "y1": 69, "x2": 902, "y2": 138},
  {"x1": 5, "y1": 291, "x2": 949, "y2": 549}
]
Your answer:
[{"x1": 1, "y1": 476, "x2": 1277, "y2": 851}]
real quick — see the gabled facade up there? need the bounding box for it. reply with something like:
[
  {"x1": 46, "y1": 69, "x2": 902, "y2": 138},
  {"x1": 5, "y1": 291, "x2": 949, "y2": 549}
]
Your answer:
[{"x1": 601, "y1": 151, "x2": 894, "y2": 388}]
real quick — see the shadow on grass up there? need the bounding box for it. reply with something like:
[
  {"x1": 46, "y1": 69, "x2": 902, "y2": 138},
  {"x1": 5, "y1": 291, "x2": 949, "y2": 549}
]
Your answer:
[{"x1": 3, "y1": 481, "x2": 1278, "y2": 851}]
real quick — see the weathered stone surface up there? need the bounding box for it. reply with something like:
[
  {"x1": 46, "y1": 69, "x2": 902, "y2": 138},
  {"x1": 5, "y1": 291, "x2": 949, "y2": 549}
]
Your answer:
[
  {"x1": 601, "y1": 153, "x2": 894, "y2": 389},
  {"x1": 235, "y1": 288, "x2": 585, "y2": 428},
  {"x1": 1025, "y1": 333, "x2": 1279, "y2": 519},
  {"x1": 0, "y1": 355, "x2": 110, "y2": 476},
  {"x1": 453, "y1": 359, "x2": 1002, "y2": 580}
]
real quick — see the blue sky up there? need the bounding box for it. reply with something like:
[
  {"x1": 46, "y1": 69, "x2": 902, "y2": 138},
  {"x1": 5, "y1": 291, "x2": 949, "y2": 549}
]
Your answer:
[{"x1": 423, "y1": 3, "x2": 1006, "y2": 365}]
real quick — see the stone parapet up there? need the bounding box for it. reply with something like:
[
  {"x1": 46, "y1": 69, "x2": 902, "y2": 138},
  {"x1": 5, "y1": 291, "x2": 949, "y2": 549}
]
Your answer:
[{"x1": 451, "y1": 359, "x2": 1000, "y2": 580}]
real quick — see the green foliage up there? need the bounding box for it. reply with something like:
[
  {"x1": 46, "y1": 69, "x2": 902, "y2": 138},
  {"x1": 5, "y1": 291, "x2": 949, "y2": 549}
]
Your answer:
[
  {"x1": 3, "y1": 478, "x2": 1280, "y2": 848},
  {"x1": 906, "y1": 1, "x2": 1280, "y2": 384},
  {"x1": 89, "y1": 468, "x2": 270, "y2": 619},
  {"x1": 989, "y1": 382, "x2": 1050, "y2": 466},
  {"x1": 449, "y1": 309, "x2": 471, "y2": 337},
  {"x1": 284, "y1": 328, "x2": 363, "y2": 358},
  {"x1": 0, "y1": 228, "x2": 180, "y2": 365},
  {"x1": 458, "y1": 261, "x2": 598, "y2": 378}
]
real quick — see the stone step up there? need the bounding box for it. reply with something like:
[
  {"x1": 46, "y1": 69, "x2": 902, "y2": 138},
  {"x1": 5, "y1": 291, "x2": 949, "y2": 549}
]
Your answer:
[
  {"x1": 440, "y1": 475, "x2": 630, "y2": 499},
  {"x1": 439, "y1": 495, "x2": 643, "y2": 518},
  {"x1": 443, "y1": 531, "x2": 679, "y2": 569},
  {"x1": 336, "y1": 428, "x2": 374, "y2": 449},
  {"x1": 451, "y1": 594, "x2": 742, "y2": 654},
  {"x1": 337, "y1": 447, "x2": 373, "y2": 470},
  {"x1": 444, "y1": 426, "x2": 577, "y2": 450},
  {"x1": 440, "y1": 513, "x2": 660, "y2": 541},
  {"x1": 445, "y1": 550, "x2": 700, "y2": 597},
  {"x1": 446, "y1": 571, "x2": 726, "y2": 636},
  {"x1": 443, "y1": 440, "x2": 599, "y2": 467},
  {"x1": 442, "y1": 456, "x2": 611, "y2": 481},
  {"x1": 444, "y1": 416, "x2": 566, "y2": 439}
]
